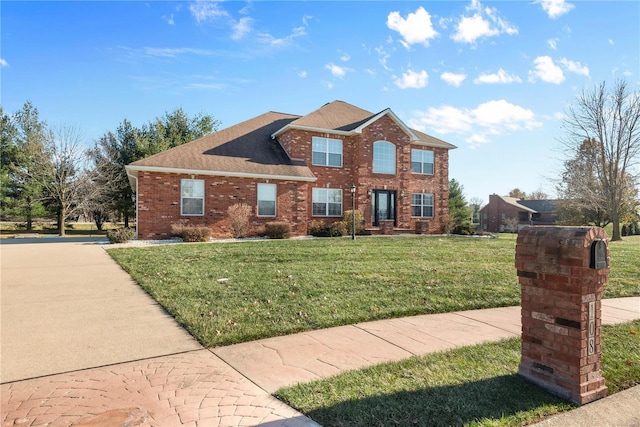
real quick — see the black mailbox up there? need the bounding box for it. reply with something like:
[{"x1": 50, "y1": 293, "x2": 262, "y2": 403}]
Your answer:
[{"x1": 590, "y1": 240, "x2": 608, "y2": 269}]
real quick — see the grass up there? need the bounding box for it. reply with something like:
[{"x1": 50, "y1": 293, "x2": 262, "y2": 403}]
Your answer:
[
  {"x1": 0, "y1": 221, "x2": 126, "y2": 237},
  {"x1": 107, "y1": 235, "x2": 640, "y2": 347},
  {"x1": 275, "y1": 320, "x2": 640, "y2": 427}
]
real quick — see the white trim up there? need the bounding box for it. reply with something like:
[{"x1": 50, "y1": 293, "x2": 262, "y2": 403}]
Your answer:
[
  {"x1": 271, "y1": 124, "x2": 353, "y2": 138},
  {"x1": 354, "y1": 108, "x2": 419, "y2": 140},
  {"x1": 257, "y1": 183, "x2": 277, "y2": 217},
  {"x1": 270, "y1": 107, "x2": 456, "y2": 150},
  {"x1": 410, "y1": 139, "x2": 457, "y2": 149},
  {"x1": 181, "y1": 179, "x2": 205, "y2": 216},
  {"x1": 126, "y1": 165, "x2": 317, "y2": 183},
  {"x1": 311, "y1": 187, "x2": 343, "y2": 217}
]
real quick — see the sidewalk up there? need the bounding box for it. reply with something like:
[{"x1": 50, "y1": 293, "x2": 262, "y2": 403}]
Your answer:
[{"x1": 1, "y1": 240, "x2": 639, "y2": 426}]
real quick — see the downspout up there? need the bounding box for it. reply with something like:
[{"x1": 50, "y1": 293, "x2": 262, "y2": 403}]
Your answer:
[
  {"x1": 133, "y1": 175, "x2": 139, "y2": 240},
  {"x1": 126, "y1": 168, "x2": 139, "y2": 240}
]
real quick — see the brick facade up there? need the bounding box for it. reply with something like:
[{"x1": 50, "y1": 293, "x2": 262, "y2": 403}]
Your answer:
[
  {"x1": 136, "y1": 172, "x2": 308, "y2": 239},
  {"x1": 480, "y1": 194, "x2": 558, "y2": 232},
  {"x1": 131, "y1": 105, "x2": 453, "y2": 239},
  {"x1": 276, "y1": 115, "x2": 450, "y2": 235},
  {"x1": 515, "y1": 226, "x2": 609, "y2": 405}
]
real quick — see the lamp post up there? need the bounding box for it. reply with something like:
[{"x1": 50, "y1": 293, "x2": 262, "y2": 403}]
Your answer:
[{"x1": 350, "y1": 184, "x2": 356, "y2": 240}]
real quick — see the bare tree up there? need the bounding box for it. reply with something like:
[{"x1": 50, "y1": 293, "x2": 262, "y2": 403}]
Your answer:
[
  {"x1": 32, "y1": 125, "x2": 98, "y2": 236},
  {"x1": 503, "y1": 217, "x2": 520, "y2": 233},
  {"x1": 561, "y1": 80, "x2": 640, "y2": 241},
  {"x1": 528, "y1": 189, "x2": 549, "y2": 200},
  {"x1": 468, "y1": 197, "x2": 485, "y2": 224}
]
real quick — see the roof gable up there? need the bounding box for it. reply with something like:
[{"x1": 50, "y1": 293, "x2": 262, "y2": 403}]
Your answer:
[{"x1": 272, "y1": 100, "x2": 456, "y2": 149}]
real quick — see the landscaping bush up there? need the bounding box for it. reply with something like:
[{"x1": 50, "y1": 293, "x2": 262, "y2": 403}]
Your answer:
[
  {"x1": 171, "y1": 223, "x2": 211, "y2": 242},
  {"x1": 106, "y1": 227, "x2": 135, "y2": 244},
  {"x1": 343, "y1": 209, "x2": 365, "y2": 235},
  {"x1": 309, "y1": 220, "x2": 345, "y2": 237},
  {"x1": 264, "y1": 221, "x2": 290, "y2": 239},
  {"x1": 227, "y1": 203, "x2": 252, "y2": 238}
]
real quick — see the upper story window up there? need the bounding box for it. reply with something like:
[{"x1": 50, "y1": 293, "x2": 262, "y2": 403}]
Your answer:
[
  {"x1": 373, "y1": 141, "x2": 396, "y2": 174},
  {"x1": 312, "y1": 188, "x2": 342, "y2": 216},
  {"x1": 181, "y1": 179, "x2": 204, "y2": 216},
  {"x1": 411, "y1": 149, "x2": 434, "y2": 175},
  {"x1": 257, "y1": 183, "x2": 276, "y2": 217},
  {"x1": 312, "y1": 136, "x2": 342, "y2": 167}
]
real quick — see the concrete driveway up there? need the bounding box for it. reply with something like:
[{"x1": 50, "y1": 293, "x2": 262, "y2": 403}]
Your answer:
[{"x1": 1, "y1": 239, "x2": 202, "y2": 383}]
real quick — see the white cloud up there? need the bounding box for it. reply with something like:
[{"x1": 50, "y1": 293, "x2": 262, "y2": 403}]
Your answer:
[
  {"x1": 609, "y1": 39, "x2": 614, "y2": 45},
  {"x1": 547, "y1": 38, "x2": 559, "y2": 49},
  {"x1": 0, "y1": 58, "x2": 8, "y2": 67},
  {"x1": 257, "y1": 25, "x2": 306, "y2": 48},
  {"x1": 451, "y1": 0, "x2": 517, "y2": 44},
  {"x1": 340, "y1": 53, "x2": 351, "y2": 62},
  {"x1": 408, "y1": 99, "x2": 541, "y2": 147},
  {"x1": 474, "y1": 68, "x2": 522, "y2": 84},
  {"x1": 189, "y1": 1, "x2": 230, "y2": 23},
  {"x1": 560, "y1": 58, "x2": 589, "y2": 76},
  {"x1": 386, "y1": 6, "x2": 439, "y2": 48},
  {"x1": 141, "y1": 47, "x2": 216, "y2": 58},
  {"x1": 231, "y1": 17, "x2": 253, "y2": 40},
  {"x1": 375, "y1": 45, "x2": 392, "y2": 71},
  {"x1": 395, "y1": 69, "x2": 428, "y2": 89},
  {"x1": 298, "y1": 70, "x2": 307, "y2": 78},
  {"x1": 441, "y1": 72, "x2": 467, "y2": 87},
  {"x1": 536, "y1": 0, "x2": 575, "y2": 19},
  {"x1": 452, "y1": 14, "x2": 497, "y2": 43},
  {"x1": 529, "y1": 56, "x2": 565, "y2": 84},
  {"x1": 325, "y1": 63, "x2": 349, "y2": 78},
  {"x1": 163, "y1": 14, "x2": 175, "y2": 25}
]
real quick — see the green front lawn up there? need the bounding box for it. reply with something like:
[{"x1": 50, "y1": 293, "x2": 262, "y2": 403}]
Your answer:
[
  {"x1": 276, "y1": 320, "x2": 640, "y2": 427},
  {"x1": 107, "y1": 235, "x2": 640, "y2": 348}
]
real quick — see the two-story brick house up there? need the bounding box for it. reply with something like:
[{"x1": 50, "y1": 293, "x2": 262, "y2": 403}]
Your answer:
[
  {"x1": 126, "y1": 101, "x2": 456, "y2": 239},
  {"x1": 479, "y1": 194, "x2": 559, "y2": 232}
]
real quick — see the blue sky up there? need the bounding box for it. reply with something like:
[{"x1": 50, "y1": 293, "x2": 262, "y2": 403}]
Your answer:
[{"x1": 2, "y1": 0, "x2": 639, "y2": 203}]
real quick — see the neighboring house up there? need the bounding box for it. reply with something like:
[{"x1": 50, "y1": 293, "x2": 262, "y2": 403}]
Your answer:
[
  {"x1": 479, "y1": 194, "x2": 560, "y2": 232},
  {"x1": 126, "y1": 101, "x2": 457, "y2": 239}
]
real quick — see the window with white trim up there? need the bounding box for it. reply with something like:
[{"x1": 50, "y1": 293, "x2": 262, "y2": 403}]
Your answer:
[
  {"x1": 411, "y1": 149, "x2": 434, "y2": 174},
  {"x1": 411, "y1": 193, "x2": 434, "y2": 218},
  {"x1": 312, "y1": 136, "x2": 342, "y2": 167},
  {"x1": 373, "y1": 141, "x2": 396, "y2": 174},
  {"x1": 257, "y1": 183, "x2": 276, "y2": 217},
  {"x1": 181, "y1": 179, "x2": 204, "y2": 216},
  {"x1": 312, "y1": 188, "x2": 342, "y2": 216}
]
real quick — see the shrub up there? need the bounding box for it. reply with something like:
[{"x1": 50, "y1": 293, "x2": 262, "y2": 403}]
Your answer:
[
  {"x1": 228, "y1": 203, "x2": 252, "y2": 238},
  {"x1": 343, "y1": 209, "x2": 365, "y2": 235},
  {"x1": 106, "y1": 227, "x2": 135, "y2": 244},
  {"x1": 309, "y1": 220, "x2": 345, "y2": 237},
  {"x1": 171, "y1": 223, "x2": 211, "y2": 242},
  {"x1": 264, "y1": 221, "x2": 290, "y2": 239}
]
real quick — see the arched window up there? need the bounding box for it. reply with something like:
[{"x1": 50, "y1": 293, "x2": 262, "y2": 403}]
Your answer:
[{"x1": 372, "y1": 141, "x2": 396, "y2": 174}]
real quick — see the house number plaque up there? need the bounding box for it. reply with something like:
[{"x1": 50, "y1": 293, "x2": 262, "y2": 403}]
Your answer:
[{"x1": 588, "y1": 301, "x2": 595, "y2": 355}]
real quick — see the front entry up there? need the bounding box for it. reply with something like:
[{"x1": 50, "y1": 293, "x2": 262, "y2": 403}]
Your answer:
[{"x1": 372, "y1": 190, "x2": 396, "y2": 226}]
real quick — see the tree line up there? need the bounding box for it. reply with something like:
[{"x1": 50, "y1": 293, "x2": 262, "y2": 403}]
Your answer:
[
  {"x1": 1, "y1": 101, "x2": 219, "y2": 235},
  {"x1": 2, "y1": 80, "x2": 638, "y2": 240}
]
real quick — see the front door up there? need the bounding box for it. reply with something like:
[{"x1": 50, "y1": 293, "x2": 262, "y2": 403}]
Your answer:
[{"x1": 373, "y1": 190, "x2": 396, "y2": 226}]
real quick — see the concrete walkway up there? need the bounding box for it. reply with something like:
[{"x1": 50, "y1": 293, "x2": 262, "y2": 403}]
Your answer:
[{"x1": 1, "y1": 239, "x2": 639, "y2": 426}]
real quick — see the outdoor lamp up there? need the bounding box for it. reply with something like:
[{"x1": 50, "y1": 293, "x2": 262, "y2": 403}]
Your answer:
[{"x1": 350, "y1": 184, "x2": 356, "y2": 240}]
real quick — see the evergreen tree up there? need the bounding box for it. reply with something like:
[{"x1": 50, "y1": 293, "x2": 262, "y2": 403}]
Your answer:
[{"x1": 449, "y1": 179, "x2": 473, "y2": 235}]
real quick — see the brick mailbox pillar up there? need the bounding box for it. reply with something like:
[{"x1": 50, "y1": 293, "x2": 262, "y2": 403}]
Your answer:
[{"x1": 515, "y1": 226, "x2": 609, "y2": 405}]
